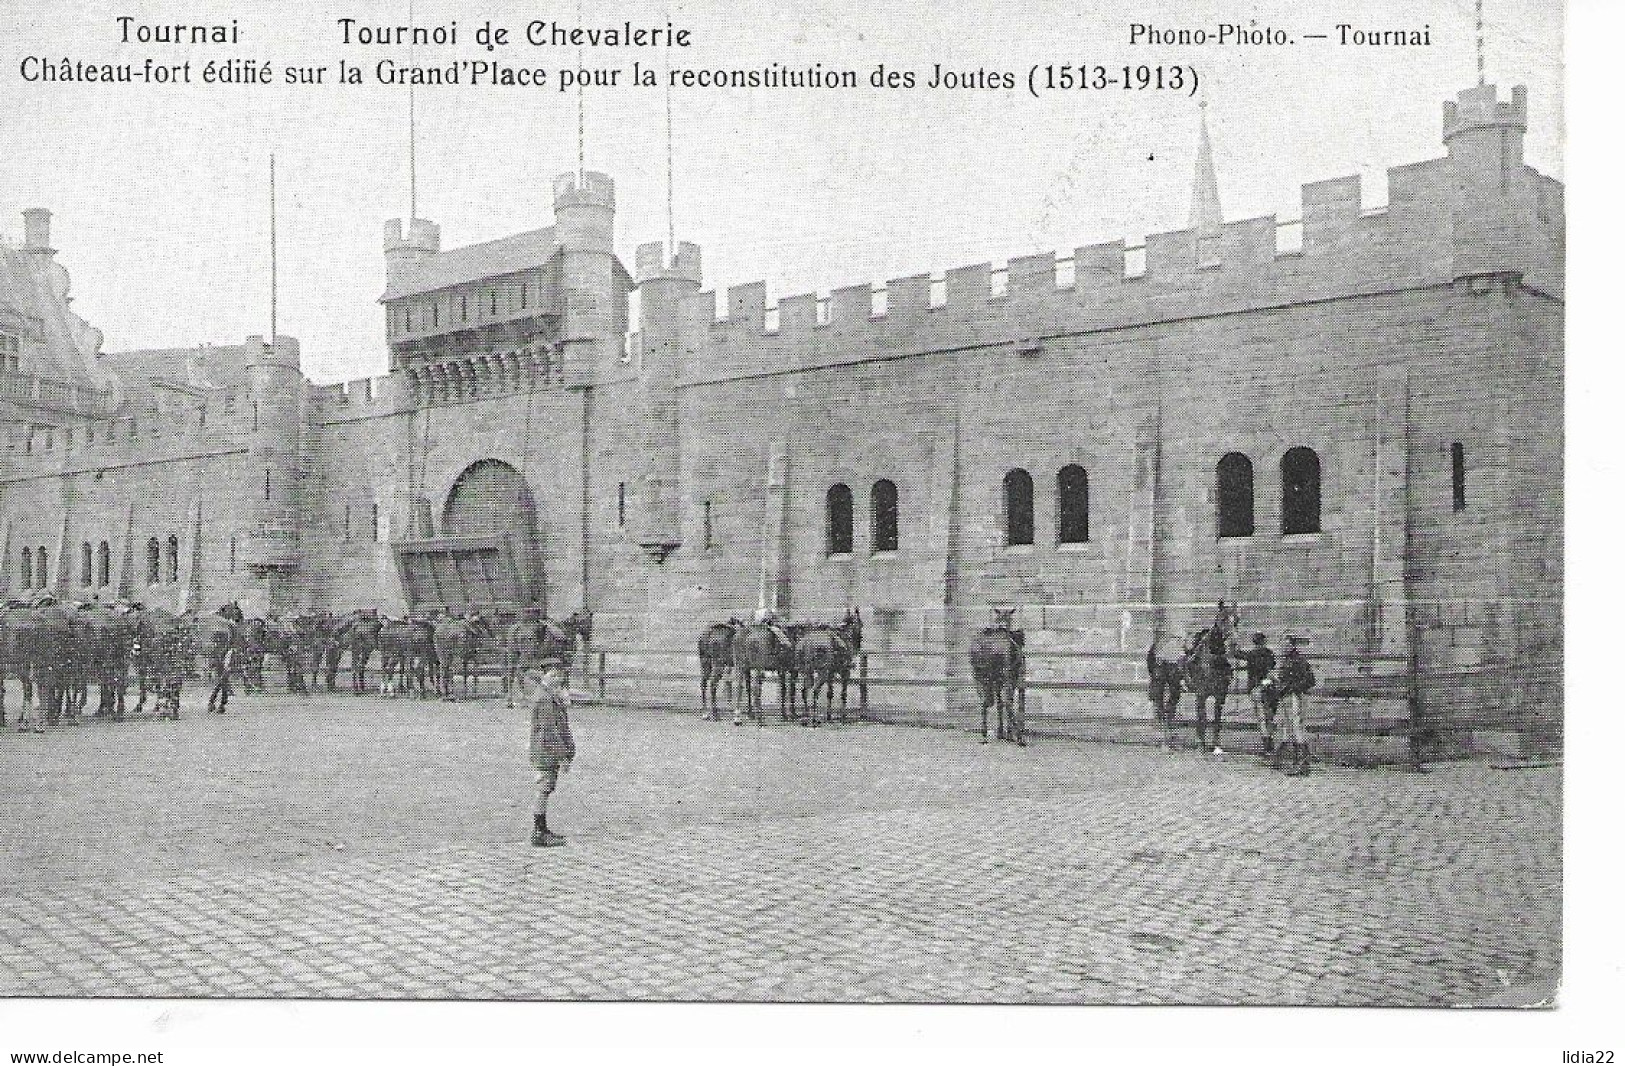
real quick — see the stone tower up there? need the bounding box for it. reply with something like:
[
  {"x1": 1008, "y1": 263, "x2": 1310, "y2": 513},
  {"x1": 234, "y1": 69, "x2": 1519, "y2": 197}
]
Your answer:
[
  {"x1": 241, "y1": 334, "x2": 303, "y2": 610},
  {"x1": 552, "y1": 171, "x2": 620, "y2": 385},
  {"x1": 632, "y1": 240, "x2": 703, "y2": 558}
]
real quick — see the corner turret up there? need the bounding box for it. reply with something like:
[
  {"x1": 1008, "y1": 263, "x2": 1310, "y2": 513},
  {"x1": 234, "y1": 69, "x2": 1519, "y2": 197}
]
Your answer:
[
  {"x1": 383, "y1": 217, "x2": 441, "y2": 289},
  {"x1": 1443, "y1": 83, "x2": 1530, "y2": 281}
]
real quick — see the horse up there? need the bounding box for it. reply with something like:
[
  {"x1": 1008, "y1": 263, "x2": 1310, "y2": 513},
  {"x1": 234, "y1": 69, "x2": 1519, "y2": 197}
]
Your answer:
[
  {"x1": 379, "y1": 616, "x2": 437, "y2": 697},
  {"x1": 731, "y1": 621, "x2": 798, "y2": 726},
  {"x1": 259, "y1": 616, "x2": 310, "y2": 694},
  {"x1": 969, "y1": 608, "x2": 1025, "y2": 745},
  {"x1": 5, "y1": 597, "x2": 74, "y2": 731},
  {"x1": 502, "y1": 609, "x2": 593, "y2": 704},
  {"x1": 432, "y1": 613, "x2": 492, "y2": 700},
  {"x1": 190, "y1": 602, "x2": 243, "y2": 714},
  {"x1": 239, "y1": 617, "x2": 269, "y2": 693},
  {"x1": 338, "y1": 609, "x2": 384, "y2": 694},
  {"x1": 697, "y1": 618, "x2": 743, "y2": 720},
  {"x1": 1181, "y1": 602, "x2": 1240, "y2": 753},
  {"x1": 78, "y1": 602, "x2": 138, "y2": 719},
  {"x1": 132, "y1": 606, "x2": 189, "y2": 719},
  {"x1": 290, "y1": 610, "x2": 340, "y2": 692},
  {"x1": 794, "y1": 608, "x2": 863, "y2": 725},
  {"x1": 1146, "y1": 632, "x2": 1187, "y2": 748}
]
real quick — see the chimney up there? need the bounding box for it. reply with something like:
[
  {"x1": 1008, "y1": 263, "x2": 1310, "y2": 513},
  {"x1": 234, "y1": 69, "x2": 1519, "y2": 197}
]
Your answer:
[{"x1": 22, "y1": 208, "x2": 53, "y2": 255}]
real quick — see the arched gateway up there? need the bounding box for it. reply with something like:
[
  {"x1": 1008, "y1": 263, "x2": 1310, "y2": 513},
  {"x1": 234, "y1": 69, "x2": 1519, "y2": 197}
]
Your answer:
[{"x1": 392, "y1": 459, "x2": 546, "y2": 615}]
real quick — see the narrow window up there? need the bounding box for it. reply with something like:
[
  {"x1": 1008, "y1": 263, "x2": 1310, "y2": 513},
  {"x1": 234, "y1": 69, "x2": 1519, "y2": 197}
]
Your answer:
[
  {"x1": 35, "y1": 546, "x2": 48, "y2": 589},
  {"x1": 251, "y1": 402, "x2": 259, "y2": 432},
  {"x1": 871, "y1": 479, "x2": 899, "y2": 553},
  {"x1": 460, "y1": 295, "x2": 468, "y2": 322},
  {"x1": 617, "y1": 482, "x2": 626, "y2": 527},
  {"x1": 264, "y1": 469, "x2": 272, "y2": 501},
  {"x1": 520, "y1": 283, "x2": 529, "y2": 310},
  {"x1": 97, "y1": 541, "x2": 110, "y2": 587},
  {"x1": 404, "y1": 306, "x2": 412, "y2": 331},
  {"x1": 703, "y1": 500, "x2": 714, "y2": 550},
  {"x1": 229, "y1": 535, "x2": 237, "y2": 572},
  {"x1": 344, "y1": 503, "x2": 352, "y2": 541},
  {"x1": 165, "y1": 536, "x2": 179, "y2": 584},
  {"x1": 1217, "y1": 453, "x2": 1255, "y2": 538},
  {"x1": 490, "y1": 290, "x2": 498, "y2": 315},
  {"x1": 80, "y1": 542, "x2": 93, "y2": 586},
  {"x1": 1056, "y1": 465, "x2": 1089, "y2": 544},
  {"x1": 20, "y1": 547, "x2": 32, "y2": 589},
  {"x1": 826, "y1": 483, "x2": 854, "y2": 555},
  {"x1": 371, "y1": 502, "x2": 381, "y2": 542},
  {"x1": 1281, "y1": 447, "x2": 1322, "y2": 534},
  {"x1": 146, "y1": 538, "x2": 161, "y2": 584},
  {"x1": 431, "y1": 302, "x2": 439, "y2": 328},
  {"x1": 1003, "y1": 468, "x2": 1034, "y2": 547},
  {"x1": 1451, "y1": 442, "x2": 1467, "y2": 512}
]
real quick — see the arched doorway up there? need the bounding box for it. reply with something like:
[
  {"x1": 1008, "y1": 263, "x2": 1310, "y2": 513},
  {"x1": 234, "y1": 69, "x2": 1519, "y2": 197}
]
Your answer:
[
  {"x1": 443, "y1": 458, "x2": 539, "y2": 541},
  {"x1": 393, "y1": 459, "x2": 546, "y2": 615}
]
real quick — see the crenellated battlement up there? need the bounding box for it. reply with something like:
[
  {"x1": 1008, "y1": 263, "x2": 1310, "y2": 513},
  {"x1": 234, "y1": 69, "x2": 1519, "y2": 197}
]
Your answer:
[
  {"x1": 676, "y1": 131, "x2": 1560, "y2": 384},
  {"x1": 312, "y1": 374, "x2": 396, "y2": 418},
  {"x1": 0, "y1": 390, "x2": 256, "y2": 480}
]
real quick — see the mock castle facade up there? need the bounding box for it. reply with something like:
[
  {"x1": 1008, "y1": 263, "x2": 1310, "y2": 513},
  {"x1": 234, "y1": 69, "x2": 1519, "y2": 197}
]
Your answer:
[{"x1": 0, "y1": 82, "x2": 1563, "y2": 751}]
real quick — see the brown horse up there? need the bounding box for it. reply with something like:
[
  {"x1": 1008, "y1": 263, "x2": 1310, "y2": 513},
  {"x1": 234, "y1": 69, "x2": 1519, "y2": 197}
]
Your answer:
[
  {"x1": 432, "y1": 613, "x2": 493, "y2": 700},
  {"x1": 794, "y1": 609, "x2": 863, "y2": 725},
  {"x1": 337, "y1": 609, "x2": 384, "y2": 694},
  {"x1": 731, "y1": 622, "x2": 797, "y2": 726},
  {"x1": 3, "y1": 596, "x2": 74, "y2": 731},
  {"x1": 1182, "y1": 601, "x2": 1240, "y2": 753},
  {"x1": 697, "y1": 618, "x2": 742, "y2": 720},
  {"x1": 132, "y1": 606, "x2": 189, "y2": 719},
  {"x1": 78, "y1": 602, "x2": 138, "y2": 719},
  {"x1": 190, "y1": 602, "x2": 243, "y2": 714},
  {"x1": 1146, "y1": 632, "x2": 1186, "y2": 748},
  {"x1": 969, "y1": 608, "x2": 1026, "y2": 745},
  {"x1": 503, "y1": 609, "x2": 592, "y2": 704}
]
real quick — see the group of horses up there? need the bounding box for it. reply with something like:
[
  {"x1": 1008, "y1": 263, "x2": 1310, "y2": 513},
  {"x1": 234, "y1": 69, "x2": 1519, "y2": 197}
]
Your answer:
[
  {"x1": 697, "y1": 609, "x2": 866, "y2": 727},
  {"x1": 0, "y1": 595, "x2": 594, "y2": 732}
]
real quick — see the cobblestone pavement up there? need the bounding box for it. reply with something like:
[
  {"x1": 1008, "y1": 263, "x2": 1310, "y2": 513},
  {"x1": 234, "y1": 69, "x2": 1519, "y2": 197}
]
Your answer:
[{"x1": 0, "y1": 690, "x2": 1560, "y2": 1004}]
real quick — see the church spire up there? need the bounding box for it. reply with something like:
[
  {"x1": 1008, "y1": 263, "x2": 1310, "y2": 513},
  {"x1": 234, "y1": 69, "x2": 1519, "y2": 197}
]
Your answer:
[{"x1": 1189, "y1": 102, "x2": 1223, "y2": 237}]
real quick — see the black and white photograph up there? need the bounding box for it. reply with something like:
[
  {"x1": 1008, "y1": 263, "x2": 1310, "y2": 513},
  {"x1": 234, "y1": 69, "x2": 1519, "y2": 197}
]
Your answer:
[{"x1": 0, "y1": 0, "x2": 1604, "y2": 1057}]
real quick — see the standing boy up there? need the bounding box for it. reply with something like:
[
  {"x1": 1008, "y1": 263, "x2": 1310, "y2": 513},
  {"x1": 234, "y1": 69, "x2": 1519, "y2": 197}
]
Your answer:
[
  {"x1": 1276, "y1": 635, "x2": 1317, "y2": 777},
  {"x1": 520, "y1": 656, "x2": 575, "y2": 847},
  {"x1": 1234, "y1": 633, "x2": 1278, "y2": 757}
]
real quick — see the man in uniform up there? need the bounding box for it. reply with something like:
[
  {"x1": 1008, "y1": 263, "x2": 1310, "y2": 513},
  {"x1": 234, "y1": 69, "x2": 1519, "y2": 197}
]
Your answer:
[
  {"x1": 1275, "y1": 635, "x2": 1317, "y2": 776},
  {"x1": 519, "y1": 656, "x2": 575, "y2": 847},
  {"x1": 1233, "y1": 633, "x2": 1278, "y2": 759}
]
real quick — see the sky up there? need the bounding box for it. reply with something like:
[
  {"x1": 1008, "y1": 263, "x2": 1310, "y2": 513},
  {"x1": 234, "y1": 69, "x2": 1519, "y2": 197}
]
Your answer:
[{"x1": 0, "y1": 0, "x2": 1564, "y2": 383}]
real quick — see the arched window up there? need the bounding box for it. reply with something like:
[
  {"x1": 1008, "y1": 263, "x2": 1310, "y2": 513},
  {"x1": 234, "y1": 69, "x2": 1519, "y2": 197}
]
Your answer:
[
  {"x1": 80, "y1": 542, "x2": 93, "y2": 586},
  {"x1": 20, "y1": 548, "x2": 32, "y2": 589},
  {"x1": 35, "y1": 546, "x2": 47, "y2": 588},
  {"x1": 164, "y1": 535, "x2": 179, "y2": 584},
  {"x1": 1056, "y1": 465, "x2": 1089, "y2": 544},
  {"x1": 1217, "y1": 453, "x2": 1255, "y2": 538},
  {"x1": 1003, "y1": 468, "x2": 1034, "y2": 547},
  {"x1": 371, "y1": 502, "x2": 381, "y2": 542},
  {"x1": 1451, "y1": 442, "x2": 1467, "y2": 512},
  {"x1": 826, "y1": 483, "x2": 854, "y2": 555},
  {"x1": 146, "y1": 538, "x2": 161, "y2": 585},
  {"x1": 97, "y1": 541, "x2": 110, "y2": 587},
  {"x1": 870, "y1": 479, "x2": 899, "y2": 553},
  {"x1": 1281, "y1": 447, "x2": 1322, "y2": 535}
]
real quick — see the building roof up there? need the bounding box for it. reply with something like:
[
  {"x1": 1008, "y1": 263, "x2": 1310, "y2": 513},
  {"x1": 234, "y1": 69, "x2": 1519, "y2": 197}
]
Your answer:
[
  {"x1": 380, "y1": 226, "x2": 560, "y2": 302},
  {"x1": 0, "y1": 238, "x2": 112, "y2": 391}
]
